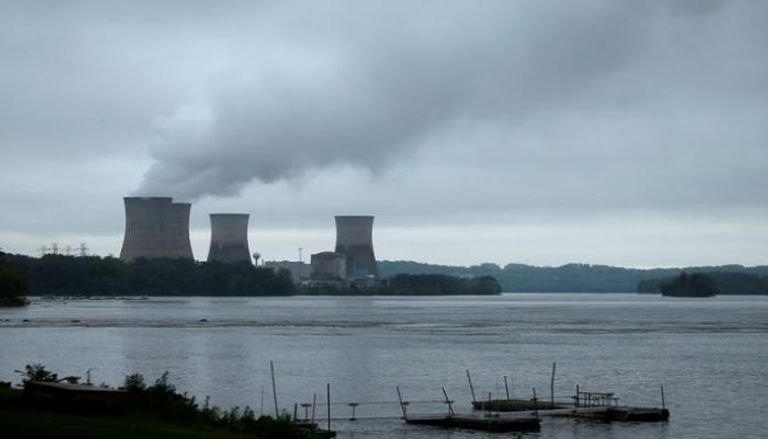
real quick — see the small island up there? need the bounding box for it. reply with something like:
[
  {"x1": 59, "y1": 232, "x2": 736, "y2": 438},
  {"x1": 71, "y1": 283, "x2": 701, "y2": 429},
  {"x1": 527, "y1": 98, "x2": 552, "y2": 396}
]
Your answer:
[{"x1": 659, "y1": 272, "x2": 719, "y2": 297}]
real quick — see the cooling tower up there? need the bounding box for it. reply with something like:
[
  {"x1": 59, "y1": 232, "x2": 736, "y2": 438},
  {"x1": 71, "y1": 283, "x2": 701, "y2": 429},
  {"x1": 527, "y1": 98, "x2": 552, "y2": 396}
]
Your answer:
[
  {"x1": 119, "y1": 197, "x2": 194, "y2": 261},
  {"x1": 207, "y1": 213, "x2": 251, "y2": 263},
  {"x1": 168, "y1": 202, "x2": 194, "y2": 258},
  {"x1": 334, "y1": 215, "x2": 378, "y2": 278}
]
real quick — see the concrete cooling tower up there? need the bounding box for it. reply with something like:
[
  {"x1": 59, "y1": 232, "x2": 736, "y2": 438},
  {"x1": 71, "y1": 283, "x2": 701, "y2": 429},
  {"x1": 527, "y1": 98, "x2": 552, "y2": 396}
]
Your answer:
[
  {"x1": 120, "y1": 197, "x2": 194, "y2": 261},
  {"x1": 207, "y1": 214, "x2": 252, "y2": 263},
  {"x1": 334, "y1": 215, "x2": 378, "y2": 278}
]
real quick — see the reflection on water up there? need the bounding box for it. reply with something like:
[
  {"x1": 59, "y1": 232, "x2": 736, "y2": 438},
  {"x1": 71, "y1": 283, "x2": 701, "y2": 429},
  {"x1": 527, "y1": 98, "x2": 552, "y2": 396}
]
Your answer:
[{"x1": 1, "y1": 294, "x2": 766, "y2": 438}]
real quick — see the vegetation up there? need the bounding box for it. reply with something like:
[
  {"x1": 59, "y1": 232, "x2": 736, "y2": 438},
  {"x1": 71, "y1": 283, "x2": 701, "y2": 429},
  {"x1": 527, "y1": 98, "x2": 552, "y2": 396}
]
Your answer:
[
  {"x1": 657, "y1": 272, "x2": 719, "y2": 297},
  {"x1": 5, "y1": 251, "x2": 766, "y2": 296},
  {"x1": 0, "y1": 257, "x2": 27, "y2": 307},
  {"x1": 380, "y1": 260, "x2": 768, "y2": 293},
  {"x1": 0, "y1": 364, "x2": 308, "y2": 439},
  {"x1": 0, "y1": 252, "x2": 295, "y2": 296},
  {"x1": 638, "y1": 271, "x2": 768, "y2": 295},
  {"x1": 300, "y1": 274, "x2": 502, "y2": 295},
  {"x1": 387, "y1": 274, "x2": 501, "y2": 295}
]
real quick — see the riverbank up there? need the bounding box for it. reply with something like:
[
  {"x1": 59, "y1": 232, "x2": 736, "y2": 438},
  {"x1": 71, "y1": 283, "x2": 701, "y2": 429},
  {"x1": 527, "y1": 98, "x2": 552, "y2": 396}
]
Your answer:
[
  {"x1": 0, "y1": 297, "x2": 27, "y2": 308},
  {"x1": 0, "y1": 374, "x2": 311, "y2": 439},
  {"x1": 0, "y1": 406, "x2": 257, "y2": 439}
]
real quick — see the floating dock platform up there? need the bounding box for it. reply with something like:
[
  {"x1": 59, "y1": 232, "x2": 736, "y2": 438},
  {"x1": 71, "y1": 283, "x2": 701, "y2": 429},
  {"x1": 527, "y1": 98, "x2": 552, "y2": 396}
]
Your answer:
[
  {"x1": 561, "y1": 406, "x2": 670, "y2": 422},
  {"x1": 405, "y1": 413, "x2": 541, "y2": 432},
  {"x1": 472, "y1": 398, "x2": 568, "y2": 411}
]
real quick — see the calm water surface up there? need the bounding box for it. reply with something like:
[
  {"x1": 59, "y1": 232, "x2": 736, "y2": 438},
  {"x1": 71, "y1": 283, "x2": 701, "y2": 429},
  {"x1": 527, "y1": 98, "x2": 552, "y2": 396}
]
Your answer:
[{"x1": 1, "y1": 294, "x2": 766, "y2": 438}]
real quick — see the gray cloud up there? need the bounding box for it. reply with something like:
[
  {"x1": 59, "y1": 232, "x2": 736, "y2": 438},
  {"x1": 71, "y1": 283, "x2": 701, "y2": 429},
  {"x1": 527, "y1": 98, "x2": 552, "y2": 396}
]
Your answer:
[
  {"x1": 136, "y1": 1, "x2": 656, "y2": 198},
  {"x1": 2, "y1": 0, "x2": 768, "y2": 266}
]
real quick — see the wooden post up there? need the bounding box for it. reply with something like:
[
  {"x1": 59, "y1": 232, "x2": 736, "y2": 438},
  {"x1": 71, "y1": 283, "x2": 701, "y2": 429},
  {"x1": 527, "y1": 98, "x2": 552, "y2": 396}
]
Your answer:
[
  {"x1": 503, "y1": 375, "x2": 510, "y2": 399},
  {"x1": 260, "y1": 385, "x2": 264, "y2": 416},
  {"x1": 466, "y1": 370, "x2": 476, "y2": 402},
  {"x1": 270, "y1": 361, "x2": 279, "y2": 418},
  {"x1": 576, "y1": 384, "x2": 579, "y2": 408},
  {"x1": 442, "y1": 387, "x2": 454, "y2": 417},
  {"x1": 311, "y1": 393, "x2": 317, "y2": 424},
  {"x1": 661, "y1": 385, "x2": 666, "y2": 410},
  {"x1": 349, "y1": 403, "x2": 358, "y2": 421},
  {"x1": 532, "y1": 387, "x2": 539, "y2": 419},
  {"x1": 293, "y1": 403, "x2": 298, "y2": 422},
  {"x1": 550, "y1": 362, "x2": 556, "y2": 408},
  {"x1": 487, "y1": 392, "x2": 492, "y2": 418},
  {"x1": 396, "y1": 386, "x2": 408, "y2": 419},
  {"x1": 326, "y1": 383, "x2": 331, "y2": 432}
]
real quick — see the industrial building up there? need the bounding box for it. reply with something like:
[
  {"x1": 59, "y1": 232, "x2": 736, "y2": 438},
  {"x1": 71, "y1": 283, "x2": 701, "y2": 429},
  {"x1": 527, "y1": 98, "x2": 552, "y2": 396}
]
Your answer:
[
  {"x1": 334, "y1": 215, "x2": 378, "y2": 278},
  {"x1": 310, "y1": 251, "x2": 347, "y2": 280},
  {"x1": 207, "y1": 213, "x2": 251, "y2": 263},
  {"x1": 119, "y1": 197, "x2": 194, "y2": 261}
]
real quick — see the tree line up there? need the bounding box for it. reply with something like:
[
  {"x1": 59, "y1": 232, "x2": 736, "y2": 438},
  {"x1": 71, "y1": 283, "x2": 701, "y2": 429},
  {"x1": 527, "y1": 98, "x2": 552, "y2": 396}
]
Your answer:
[
  {"x1": 0, "y1": 252, "x2": 296, "y2": 297},
  {"x1": 379, "y1": 260, "x2": 768, "y2": 293},
  {"x1": 0, "y1": 252, "x2": 503, "y2": 297}
]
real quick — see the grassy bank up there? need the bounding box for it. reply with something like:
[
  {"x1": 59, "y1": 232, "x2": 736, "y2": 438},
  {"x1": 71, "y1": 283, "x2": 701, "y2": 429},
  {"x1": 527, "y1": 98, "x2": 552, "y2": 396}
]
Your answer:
[
  {"x1": 0, "y1": 296, "x2": 27, "y2": 307},
  {"x1": 0, "y1": 407, "x2": 257, "y2": 439},
  {"x1": 0, "y1": 366, "x2": 316, "y2": 439}
]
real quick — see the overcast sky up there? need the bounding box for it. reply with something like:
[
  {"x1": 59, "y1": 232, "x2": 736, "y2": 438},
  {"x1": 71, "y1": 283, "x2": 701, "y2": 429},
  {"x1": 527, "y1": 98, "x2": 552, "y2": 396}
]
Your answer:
[{"x1": 1, "y1": 0, "x2": 767, "y2": 268}]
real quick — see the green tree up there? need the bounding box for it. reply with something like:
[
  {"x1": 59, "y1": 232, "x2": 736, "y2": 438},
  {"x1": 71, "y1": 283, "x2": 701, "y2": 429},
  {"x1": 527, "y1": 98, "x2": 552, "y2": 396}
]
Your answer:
[{"x1": 0, "y1": 258, "x2": 28, "y2": 306}]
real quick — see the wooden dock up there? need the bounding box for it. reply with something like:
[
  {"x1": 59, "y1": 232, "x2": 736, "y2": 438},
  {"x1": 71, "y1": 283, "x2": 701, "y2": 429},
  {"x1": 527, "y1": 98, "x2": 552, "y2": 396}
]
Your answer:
[
  {"x1": 472, "y1": 398, "x2": 569, "y2": 411},
  {"x1": 562, "y1": 406, "x2": 670, "y2": 422}
]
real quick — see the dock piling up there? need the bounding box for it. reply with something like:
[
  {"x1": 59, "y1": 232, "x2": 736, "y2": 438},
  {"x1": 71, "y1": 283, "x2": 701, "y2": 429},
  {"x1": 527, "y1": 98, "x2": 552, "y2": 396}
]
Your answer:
[
  {"x1": 326, "y1": 383, "x2": 331, "y2": 432},
  {"x1": 503, "y1": 375, "x2": 510, "y2": 399},
  {"x1": 311, "y1": 393, "x2": 317, "y2": 424},
  {"x1": 466, "y1": 370, "x2": 477, "y2": 402},
  {"x1": 396, "y1": 386, "x2": 408, "y2": 419},
  {"x1": 270, "y1": 361, "x2": 279, "y2": 417},
  {"x1": 575, "y1": 384, "x2": 579, "y2": 407},
  {"x1": 550, "y1": 362, "x2": 556, "y2": 407},
  {"x1": 441, "y1": 387, "x2": 455, "y2": 417},
  {"x1": 661, "y1": 385, "x2": 666, "y2": 410}
]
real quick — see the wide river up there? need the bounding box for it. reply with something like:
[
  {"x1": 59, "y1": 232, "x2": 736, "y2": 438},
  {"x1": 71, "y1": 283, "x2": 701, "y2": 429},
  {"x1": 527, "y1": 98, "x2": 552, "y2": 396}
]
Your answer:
[{"x1": 1, "y1": 294, "x2": 766, "y2": 438}]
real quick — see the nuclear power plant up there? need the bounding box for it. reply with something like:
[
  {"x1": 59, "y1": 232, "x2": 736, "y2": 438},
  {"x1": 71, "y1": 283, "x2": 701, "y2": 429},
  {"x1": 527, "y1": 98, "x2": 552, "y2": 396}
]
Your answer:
[
  {"x1": 118, "y1": 196, "x2": 380, "y2": 288},
  {"x1": 334, "y1": 215, "x2": 378, "y2": 278},
  {"x1": 207, "y1": 213, "x2": 251, "y2": 263},
  {"x1": 119, "y1": 197, "x2": 194, "y2": 261}
]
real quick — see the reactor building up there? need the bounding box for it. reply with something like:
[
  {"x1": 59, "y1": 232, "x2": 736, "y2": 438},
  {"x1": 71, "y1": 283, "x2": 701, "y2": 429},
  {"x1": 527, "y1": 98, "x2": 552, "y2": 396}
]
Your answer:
[
  {"x1": 119, "y1": 197, "x2": 194, "y2": 261},
  {"x1": 310, "y1": 251, "x2": 347, "y2": 280},
  {"x1": 334, "y1": 215, "x2": 378, "y2": 278},
  {"x1": 207, "y1": 213, "x2": 252, "y2": 263}
]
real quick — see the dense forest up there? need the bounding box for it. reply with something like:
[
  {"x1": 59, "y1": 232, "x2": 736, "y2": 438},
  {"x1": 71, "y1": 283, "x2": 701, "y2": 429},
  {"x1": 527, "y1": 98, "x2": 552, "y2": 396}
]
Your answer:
[
  {"x1": 0, "y1": 252, "x2": 502, "y2": 296},
  {"x1": 0, "y1": 257, "x2": 28, "y2": 306},
  {"x1": 0, "y1": 252, "x2": 296, "y2": 296},
  {"x1": 379, "y1": 260, "x2": 768, "y2": 293},
  {"x1": 4, "y1": 252, "x2": 766, "y2": 296}
]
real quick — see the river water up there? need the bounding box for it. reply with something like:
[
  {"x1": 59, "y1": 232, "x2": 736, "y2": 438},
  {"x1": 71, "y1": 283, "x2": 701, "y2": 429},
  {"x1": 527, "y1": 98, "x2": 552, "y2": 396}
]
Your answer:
[{"x1": 1, "y1": 294, "x2": 766, "y2": 438}]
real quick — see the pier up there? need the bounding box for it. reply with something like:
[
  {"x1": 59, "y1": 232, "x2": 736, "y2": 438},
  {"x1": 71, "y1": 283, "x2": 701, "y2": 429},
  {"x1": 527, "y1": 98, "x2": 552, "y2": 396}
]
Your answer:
[{"x1": 278, "y1": 362, "x2": 670, "y2": 435}]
